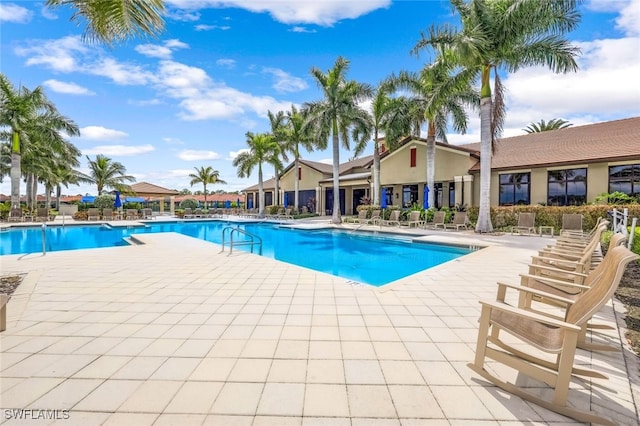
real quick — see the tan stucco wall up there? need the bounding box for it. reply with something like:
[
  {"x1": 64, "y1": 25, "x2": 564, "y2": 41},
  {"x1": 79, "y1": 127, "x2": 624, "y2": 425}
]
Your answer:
[
  {"x1": 380, "y1": 142, "x2": 472, "y2": 185},
  {"x1": 280, "y1": 164, "x2": 327, "y2": 191}
]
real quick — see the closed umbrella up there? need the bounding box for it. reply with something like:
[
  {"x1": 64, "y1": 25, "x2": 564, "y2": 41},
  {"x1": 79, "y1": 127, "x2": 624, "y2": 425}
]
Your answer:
[
  {"x1": 248, "y1": 198, "x2": 253, "y2": 209},
  {"x1": 237, "y1": 198, "x2": 241, "y2": 208},
  {"x1": 114, "y1": 191, "x2": 122, "y2": 208},
  {"x1": 380, "y1": 188, "x2": 387, "y2": 209},
  {"x1": 225, "y1": 200, "x2": 231, "y2": 209},
  {"x1": 284, "y1": 192, "x2": 289, "y2": 207},
  {"x1": 423, "y1": 185, "x2": 429, "y2": 209}
]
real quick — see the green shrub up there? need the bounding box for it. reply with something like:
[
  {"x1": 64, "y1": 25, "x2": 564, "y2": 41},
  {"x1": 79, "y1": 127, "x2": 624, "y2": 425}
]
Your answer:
[
  {"x1": 94, "y1": 194, "x2": 115, "y2": 210},
  {"x1": 180, "y1": 198, "x2": 198, "y2": 210}
]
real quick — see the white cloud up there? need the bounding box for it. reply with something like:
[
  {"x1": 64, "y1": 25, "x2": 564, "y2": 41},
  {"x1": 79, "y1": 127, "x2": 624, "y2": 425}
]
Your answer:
[
  {"x1": 165, "y1": 0, "x2": 390, "y2": 26},
  {"x1": 135, "y1": 39, "x2": 189, "y2": 59},
  {"x1": 89, "y1": 57, "x2": 155, "y2": 85},
  {"x1": 128, "y1": 98, "x2": 163, "y2": 106},
  {"x1": 43, "y1": 79, "x2": 95, "y2": 95},
  {"x1": 178, "y1": 149, "x2": 221, "y2": 161},
  {"x1": 290, "y1": 26, "x2": 316, "y2": 33},
  {"x1": 615, "y1": 0, "x2": 640, "y2": 36},
  {"x1": 163, "y1": 137, "x2": 184, "y2": 145},
  {"x1": 15, "y1": 35, "x2": 88, "y2": 72},
  {"x1": 216, "y1": 59, "x2": 236, "y2": 68},
  {"x1": 318, "y1": 158, "x2": 333, "y2": 165},
  {"x1": 80, "y1": 126, "x2": 128, "y2": 140},
  {"x1": 165, "y1": 9, "x2": 201, "y2": 21},
  {"x1": 41, "y1": 5, "x2": 57, "y2": 20},
  {"x1": 83, "y1": 144, "x2": 155, "y2": 156},
  {"x1": 228, "y1": 148, "x2": 249, "y2": 160},
  {"x1": 0, "y1": 3, "x2": 32, "y2": 23},
  {"x1": 167, "y1": 169, "x2": 195, "y2": 177},
  {"x1": 263, "y1": 67, "x2": 308, "y2": 93},
  {"x1": 195, "y1": 24, "x2": 231, "y2": 31}
]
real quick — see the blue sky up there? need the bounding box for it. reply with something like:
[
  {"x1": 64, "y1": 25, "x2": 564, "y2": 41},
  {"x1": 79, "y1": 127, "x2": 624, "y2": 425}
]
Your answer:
[{"x1": 1, "y1": 0, "x2": 639, "y2": 196}]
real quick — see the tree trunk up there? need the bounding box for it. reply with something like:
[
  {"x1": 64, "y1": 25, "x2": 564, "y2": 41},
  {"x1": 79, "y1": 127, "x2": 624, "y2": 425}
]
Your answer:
[
  {"x1": 56, "y1": 185, "x2": 62, "y2": 210},
  {"x1": 426, "y1": 122, "x2": 436, "y2": 209},
  {"x1": 274, "y1": 169, "x2": 280, "y2": 206},
  {"x1": 475, "y1": 70, "x2": 494, "y2": 233},
  {"x1": 45, "y1": 184, "x2": 52, "y2": 209},
  {"x1": 258, "y1": 164, "x2": 265, "y2": 218},
  {"x1": 203, "y1": 184, "x2": 207, "y2": 208},
  {"x1": 26, "y1": 173, "x2": 33, "y2": 211},
  {"x1": 372, "y1": 132, "x2": 380, "y2": 206},
  {"x1": 294, "y1": 156, "x2": 300, "y2": 212},
  {"x1": 331, "y1": 132, "x2": 341, "y2": 224},
  {"x1": 31, "y1": 174, "x2": 38, "y2": 209},
  {"x1": 10, "y1": 132, "x2": 21, "y2": 208}
]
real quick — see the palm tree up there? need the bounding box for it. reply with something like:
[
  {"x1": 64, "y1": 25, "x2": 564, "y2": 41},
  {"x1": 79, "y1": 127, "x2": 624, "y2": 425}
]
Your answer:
[
  {"x1": 233, "y1": 132, "x2": 281, "y2": 218},
  {"x1": 282, "y1": 105, "x2": 316, "y2": 212},
  {"x1": 304, "y1": 57, "x2": 373, "y2": 224},
  {"x1": 45, "y1": 0, "x2": 165, "y2": 45},
  {"x1": 387, "y1": 57, "x2": 478, "y2": 208},
  {"x1": 188, "y1": 166, "x2": 226, "y2": 208},
  {"x1": 415, "y1": 0, "x2": 581, "y2": 232},
  {"x1": 267, "y1": 110, "x2": 287, "y2": 206},
  {"x1": 523, "y1": 118, "x2": 573, "y2": 133},
  {"x1": 355, "y1": 82, "x2": 412, "y2": 206},
  {"x1": 82, "y1": 154, "x2": 136, "y2": 194},
  {"x1": 0, "y1": 74, "x2": 80, "y2": 208}
]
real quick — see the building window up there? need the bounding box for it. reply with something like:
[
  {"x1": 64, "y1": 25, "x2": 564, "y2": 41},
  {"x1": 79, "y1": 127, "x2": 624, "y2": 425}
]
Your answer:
[
  {"x1": 548, "y1": 168, "x2": 587, "y2": 206},
  {"x1": 499, "y1": 173, "x2": 530, "y2": 206},
  {"x1": 609, "y1": 164, "x2": 640, "y2": 196},
  {"x1": 448, "y1": 184, "x2": 455, "y2": 208},
  {"x1": 402, "y1": 185, "x2": 418, "y2": 207},
  {"x1": 410, "y1": 147, "x2": 416, "y2": 168}
]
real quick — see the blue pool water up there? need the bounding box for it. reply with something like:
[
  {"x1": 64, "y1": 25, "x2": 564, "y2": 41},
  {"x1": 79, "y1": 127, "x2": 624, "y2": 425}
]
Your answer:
[{"x1": 1, "y1": 221, "x2": 473, "y2": 286}]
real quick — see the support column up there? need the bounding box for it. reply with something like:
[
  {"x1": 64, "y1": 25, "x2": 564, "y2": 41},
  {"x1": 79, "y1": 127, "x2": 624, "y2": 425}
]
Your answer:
[
  {"x1": 169, "y1": 196, "x2": 175, "y2": 216},
  {"x1": 454, "y1": 176, "x2": 463, "y2": 207},
  {"x1": 316, "y1": 186, "x2": 321, "y2": 215},
  {"x1": 159, "y1": 197, "x2": 164, "y2": 214},
  {"x1": 463, "y1": 174, "x2": 474, "y2": 207}
]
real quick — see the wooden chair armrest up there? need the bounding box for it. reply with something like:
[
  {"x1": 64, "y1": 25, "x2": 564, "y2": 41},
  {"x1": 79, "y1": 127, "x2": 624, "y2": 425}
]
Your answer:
[
  {"x1": 496, "y1": 281, "x2": 577, "y2": 306},
  {"x1": 478, "y1": 299, "x2": 581, "y2": 331},
  {"x1": 538, "y1": 249, "x2": 581, "y2": 260},
  {"x1": 531, "y1": 255, "x2": 582, "y2": 268},
  {"x1": 519, "y1": 273, "x2": 590, "y2": 290},
  {"x1": 527, "y1": 262, "x2": 588, "y2": 277}
]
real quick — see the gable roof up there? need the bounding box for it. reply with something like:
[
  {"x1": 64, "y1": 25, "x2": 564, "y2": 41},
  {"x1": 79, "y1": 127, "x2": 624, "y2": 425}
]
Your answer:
[
  {"x1": 379, "y1": 136, "x2": 480, "y2": 160},
  {"x1": 243, "y1": 177, "x2": 276, "y2": 191},
  {"x1": 339, "y1": 155, "x2": 373, "y2": 174},
  {"x1": 131, "y1": 182, "x2": 180, "y2": 195},
  {"x1": 462, "y1": 116, "x2": 640, "y2": 172}
]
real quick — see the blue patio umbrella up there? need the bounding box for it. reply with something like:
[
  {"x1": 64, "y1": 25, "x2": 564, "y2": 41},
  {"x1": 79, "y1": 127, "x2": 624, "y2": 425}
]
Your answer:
[
  {"x1": 81, "y1": 196, "x2": 96, "y2": 203},
  {"x1": 380, "y1": 188, "x2": 387, "y2": 209},
  {"x1": 423, "y1": 185, "x2": 430, "y2": 209},
  {"x1": 284, "y1": 192, "x2": 289, "y2": 207},
  {"x1": 237, "y1": 198, "x2": 241, "y2": 208},
  {"x1": 114, "y1": 191, "x2": 122, "y2": 208},
  {"x1": 225, "y1": 200, "x2": 231, "y2": 209},
  {"x1": 248, "y1": 198, "x2": 253, "y2": 209}
]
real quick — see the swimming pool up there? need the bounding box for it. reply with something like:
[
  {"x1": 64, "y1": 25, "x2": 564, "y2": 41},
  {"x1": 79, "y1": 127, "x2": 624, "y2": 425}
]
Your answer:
[{"x1": 1, "y1": 221, "x2": 474, "y2": 286}]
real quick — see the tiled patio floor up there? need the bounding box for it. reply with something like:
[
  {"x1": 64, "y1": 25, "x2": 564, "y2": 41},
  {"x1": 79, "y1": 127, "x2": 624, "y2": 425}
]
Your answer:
[{"x1": 1, "y1": 222, "x2": 638, "y2": 425}]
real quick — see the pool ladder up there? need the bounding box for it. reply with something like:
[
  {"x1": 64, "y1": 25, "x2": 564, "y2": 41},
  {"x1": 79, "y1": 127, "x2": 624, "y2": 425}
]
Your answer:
[{"x1": 220, "y1": 226, "x2": 262, "y2": 256}]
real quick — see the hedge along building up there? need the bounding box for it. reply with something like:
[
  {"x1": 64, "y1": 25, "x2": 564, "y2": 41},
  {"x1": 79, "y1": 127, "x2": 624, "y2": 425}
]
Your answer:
[{"x1": 243, "y1": 116, "x2": 640, "y2": 215}]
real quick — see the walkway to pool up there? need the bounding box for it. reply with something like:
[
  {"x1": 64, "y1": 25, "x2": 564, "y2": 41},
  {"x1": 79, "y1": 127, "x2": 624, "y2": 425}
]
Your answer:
[{"x1": 1, "y1": 220, "x2": 639, "y2": 425}]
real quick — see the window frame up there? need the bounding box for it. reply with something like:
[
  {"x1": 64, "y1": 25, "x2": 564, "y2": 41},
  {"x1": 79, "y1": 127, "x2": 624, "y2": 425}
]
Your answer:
[{"x1": 499, "y1": 172, "x2": 531, "y2": 206}]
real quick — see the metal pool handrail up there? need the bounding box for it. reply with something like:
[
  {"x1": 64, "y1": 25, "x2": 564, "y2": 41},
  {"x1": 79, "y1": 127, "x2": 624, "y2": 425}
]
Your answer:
[{"x1": 220, "y1": 226, "x2": 262, "y2": 256}]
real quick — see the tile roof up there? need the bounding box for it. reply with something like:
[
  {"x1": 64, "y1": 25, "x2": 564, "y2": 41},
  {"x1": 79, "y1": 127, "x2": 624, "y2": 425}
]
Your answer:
[
  {"x1": 243, "y1": 177, "x2": 276, "y2": 191},
  {"x1": 131, "y1": 182, "x2": 180, "y2": 195},
  {"x1": 462, "y1": 116, "x2": 640, "y2": 172}
]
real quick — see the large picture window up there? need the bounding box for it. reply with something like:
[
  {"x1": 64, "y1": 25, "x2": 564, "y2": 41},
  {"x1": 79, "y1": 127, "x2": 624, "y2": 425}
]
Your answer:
[
  {"x1": 499, "y1": 173, "x2": 530, "y2": 206},
  {"x1": 548, "y1": 168, "x2": 587, "y2": 206},
  {"x1": 609, "y1": 164, "x2": 640, "y2": 196},
  {"x1": 402, "y1": 185, "x2": 418, "y2": 207}
]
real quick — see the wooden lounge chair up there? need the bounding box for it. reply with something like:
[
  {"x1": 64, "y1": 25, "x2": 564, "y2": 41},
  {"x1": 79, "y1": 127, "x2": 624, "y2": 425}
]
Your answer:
[
  {"x1": 445, "y1": 212, "x2": 469, "y2": 231},
  {"x1": 431, "y1": 211, "x2": 446, "y2": 230},
  {"x1": 468, "y1": 245, "x2": 639, "y2": 426},
  {"x1": 36, "y1": 207, "x2": 50, "y2": 222},
  {"x1": 401, "y1": 210, "x2": 423, "y2": 227},
  {"x1": 8, "y1": 208, "x2": 23, "y2": 222},
  {"x1": 349, "y1": 210, "x2": 368, "y2": 224},
  {"x1": 183, "y1": 208, "x2": 194, "y2": 219},
  {"x1": 141, "y1": 208, "x2": 153, "y2": 219},
  {"x1": 511, "y1": 212, "x2": 536, "y2": 235},
  {"x1": 560, "y1": 213, "x2": 583, "y2": 234},
  {"x1": 87, "y1": 208, "x2": 100, "y2": 221},
  {"x1": 366, "y1": 210, "x2": 381, "y2": 225},
  {"x1": 380, "y1": 210, "x2": 401, "y2": 227},
  {"x1": 125, "y1": 209, "x2": 138, "y2": 220},
  {"x1": 102, "y1": 208, "x2": 114, "y2": 220}
]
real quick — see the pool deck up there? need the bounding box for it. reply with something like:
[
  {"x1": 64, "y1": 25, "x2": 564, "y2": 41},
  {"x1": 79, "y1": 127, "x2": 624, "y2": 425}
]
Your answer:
[{"x1": 1, "y1": 217, "x2": 639, "y2": 425}]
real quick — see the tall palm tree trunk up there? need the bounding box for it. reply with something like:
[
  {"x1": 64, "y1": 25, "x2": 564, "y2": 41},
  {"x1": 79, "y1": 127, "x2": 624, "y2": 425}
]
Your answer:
[
  {"x1": 372, "y1": 131, "x2": 380, "y2": 206},
  {"x1": 331, "y1": 132, "x2": 341, "y2": 224},
  {"x1": 26, "y1": 174, "x2": 34, "y2": 210},
  {"x1": 45, "y1": 184, "x2": 53, "y2": 210},
  {"x1": 476, "y1": 68, "x2": 494, "y2": 233},
  {"x1": 56, "y1": 185, "x2": 62, "y2": 210},
  {"x1": 10, "y1": 138, "x2": 21, "y2": 208},
  {"x1": 274, "y1": 170, "x2": 280, "y2": 206},
  {"x1": 294, "y1": 157, "x2": 300, "y2": 212},
  {"x1": 258, "y1": 165, "x2": 265, "y2": 218},
  {"x1": 426, "y1": 122, "x2": 436, "y2": 208}
]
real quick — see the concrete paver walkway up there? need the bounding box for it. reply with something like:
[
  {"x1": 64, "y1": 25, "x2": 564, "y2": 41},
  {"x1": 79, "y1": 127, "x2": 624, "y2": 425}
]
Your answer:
[{"x1": 1, "y1": 225, "x2": 638, "y2": 425}]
